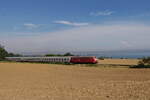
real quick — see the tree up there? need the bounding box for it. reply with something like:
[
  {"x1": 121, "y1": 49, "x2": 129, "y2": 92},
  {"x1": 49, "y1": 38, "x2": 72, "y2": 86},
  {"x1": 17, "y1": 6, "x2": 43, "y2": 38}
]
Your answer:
[
  {"x1": 63, "y1": 52, "x2": 74, "y2": 56},
  {"x1": 141, "y1": 57, "x2": 150, "y2": 65},
  {"x1": 45, "y1": 52, "x2": 74, "y2": 57},
  {"x1": 45, "y1": 54, "x2": 63, "y2": 57},
  {"x1": 7, "y1": 53, "x2": 22, "y2": 57},
  {"x1": 0, "y1": 44, "x2": 8, "y2": 60},
  {"x1": 131, "y1": 57, "x2": 150, "y2": 68},
  {"x1": 136, "y1": 57, "x2": 150, "y2": 66}
]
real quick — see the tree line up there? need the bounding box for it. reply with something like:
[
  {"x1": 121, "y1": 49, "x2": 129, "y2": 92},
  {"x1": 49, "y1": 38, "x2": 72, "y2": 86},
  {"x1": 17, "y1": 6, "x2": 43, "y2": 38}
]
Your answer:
[
  {"x1": 0, "y1": 44, "x2": 74, "y2": 61},
  {"x1": 129, "y1": 57, "x2": 150, "y2": 68},
  {"x1": 45, "y1": 52, "x2": 74, "y2": 57},
  {"x1": 0, "y1": 44, "x2": 21, "y2": 60}
]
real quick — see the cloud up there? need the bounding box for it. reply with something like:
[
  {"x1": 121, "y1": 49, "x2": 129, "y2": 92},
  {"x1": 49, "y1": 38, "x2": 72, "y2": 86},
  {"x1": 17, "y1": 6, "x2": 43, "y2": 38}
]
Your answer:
[
  {"x1": 90, "y1": 10, "x2": 114, "y2": 16},
  {"x1": 54, "y1": 20, "x2": 89, "y2": 26},
  {"x1": 23, "y1": 23, "x2": 40, "y2": 29},
  {"x1": 1, "y1": 22, "x2": 150, "y2": 54},
  {"x1": 120, "y1": 41, "x2": 132, "y2": 47},
  {"x1": 129, "y1": 12, "x2": 150, "y2": 18}
]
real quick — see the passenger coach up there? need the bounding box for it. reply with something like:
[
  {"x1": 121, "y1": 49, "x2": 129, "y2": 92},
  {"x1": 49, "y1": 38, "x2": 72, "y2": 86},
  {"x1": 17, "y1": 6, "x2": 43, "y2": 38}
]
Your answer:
[
  {"x1": 6, "y1": 57, "x2": 71, "y2": 63},
  {"x1": 6, "y1": 56, "x2": 98, "y2": 64}
]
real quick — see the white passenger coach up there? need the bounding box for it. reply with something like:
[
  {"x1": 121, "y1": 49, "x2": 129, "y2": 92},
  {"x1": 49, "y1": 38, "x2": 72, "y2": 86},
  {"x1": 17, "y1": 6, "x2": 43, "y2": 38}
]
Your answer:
[{"x1": 6, "y1": 57, "x2": 71, "y2": 63}]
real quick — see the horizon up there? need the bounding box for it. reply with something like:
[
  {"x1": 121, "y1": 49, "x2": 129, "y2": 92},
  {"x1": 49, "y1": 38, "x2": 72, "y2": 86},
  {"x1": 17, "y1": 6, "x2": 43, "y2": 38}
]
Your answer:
[
  {"x1": 8, "y1": 49, "x2": 150, "y2": 59},
  {"x1": 0, "y1": 0, "x2": 150, "y2": 53}
]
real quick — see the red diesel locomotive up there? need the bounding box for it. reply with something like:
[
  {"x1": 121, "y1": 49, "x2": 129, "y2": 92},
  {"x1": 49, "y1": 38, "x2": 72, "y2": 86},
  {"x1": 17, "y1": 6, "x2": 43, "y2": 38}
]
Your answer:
[{"x1": 70, "y1": 56, "x2": 98, "y2": 64}]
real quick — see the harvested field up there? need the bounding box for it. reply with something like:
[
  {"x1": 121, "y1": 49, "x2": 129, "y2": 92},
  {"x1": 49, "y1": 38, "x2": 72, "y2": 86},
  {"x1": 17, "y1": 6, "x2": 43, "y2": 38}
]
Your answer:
[
  {"x1": 0, "y1": 61, "x2": 150, "y2": 100},
  {"x1": 99, "y1": 59, "x2": 139, "y2": 66}
]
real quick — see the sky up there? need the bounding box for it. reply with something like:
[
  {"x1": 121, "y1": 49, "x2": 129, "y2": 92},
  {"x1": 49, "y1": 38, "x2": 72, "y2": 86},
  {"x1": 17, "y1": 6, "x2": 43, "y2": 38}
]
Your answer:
[{"x1": 0, "y1": 0, "x2": 150, "y2": 54}]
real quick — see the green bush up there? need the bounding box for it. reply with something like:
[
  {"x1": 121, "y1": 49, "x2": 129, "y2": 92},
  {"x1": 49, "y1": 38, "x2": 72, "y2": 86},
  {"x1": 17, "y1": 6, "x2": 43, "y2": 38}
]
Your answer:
[
  {"x1": 130, "y1": 57, "x2": 150, "y2": 68},
  {"x1": 142, "y1": 57, "x2": 150, "y2": 65}
]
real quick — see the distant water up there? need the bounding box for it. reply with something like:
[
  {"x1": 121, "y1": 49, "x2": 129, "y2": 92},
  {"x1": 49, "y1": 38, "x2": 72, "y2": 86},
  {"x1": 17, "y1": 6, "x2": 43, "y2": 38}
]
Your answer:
[
  {"x1": 72, "y1": 51, "x2": 150, "y2": 58},
  {"x1": 23, "y1": 50, "x2": 150, "y2": 58}
]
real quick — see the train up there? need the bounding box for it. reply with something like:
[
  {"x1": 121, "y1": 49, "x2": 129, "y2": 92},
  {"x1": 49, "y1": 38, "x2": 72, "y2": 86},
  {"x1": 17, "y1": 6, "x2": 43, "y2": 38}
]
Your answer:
[{"x1": 5, "y1": 56, "x2": 98, "y2": 64}]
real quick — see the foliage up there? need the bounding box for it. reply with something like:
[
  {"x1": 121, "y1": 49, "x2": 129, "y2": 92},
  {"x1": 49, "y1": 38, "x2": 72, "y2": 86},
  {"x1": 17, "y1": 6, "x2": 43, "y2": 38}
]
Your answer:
[
  {"x1": 142, "y1": 57, "x2": 150, "y2": 65},
  {"x1": 130, "y1": 57, "x2": 150, "y2": 68},
  {"x1": 7, "y1": 53, "x2": 22, "y2": 57},
  {"x1": 0, "y1": 45, "x2": 8, "y2": 60},
  {"x1": 98, "y1": 57, "x2": 105, "y2": 60},
  {"x1": 0, "y1": 44, "x2": 22, "y2": 60},
  {"x1": 63, "y1": 52, "x2": 74, "y2": 56},
  {"x1": 98, "y1": 56, "x2": 112, "y2": 60},
  {"x1": 45, "y1": 52, "x2": 74, "y2": 57},
  {"x1": 45, "y1": 54, "x2": 63, "y2": 56}
]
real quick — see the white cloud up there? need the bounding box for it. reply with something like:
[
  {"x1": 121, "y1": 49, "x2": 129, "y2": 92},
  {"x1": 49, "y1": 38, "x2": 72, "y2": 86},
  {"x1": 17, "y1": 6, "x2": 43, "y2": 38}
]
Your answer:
[
  {"x1": 54, "y1": 20, "x2": 89, "y2": 26},
  {"x1": 129, "y1": 13, "x2": 150, "y2": 18},
  {"x1": 90, "y1": 10, "x2": 114, "y2": 16},
  {"x1": 120, "y1": 41, "x2": 133, "y2": 47},
  {"x1": 1, "y1": 22, "x2": 150, "y2": 54},
  {"x1": 23, "y1": 23, "x2": 40, "y2": 29}
]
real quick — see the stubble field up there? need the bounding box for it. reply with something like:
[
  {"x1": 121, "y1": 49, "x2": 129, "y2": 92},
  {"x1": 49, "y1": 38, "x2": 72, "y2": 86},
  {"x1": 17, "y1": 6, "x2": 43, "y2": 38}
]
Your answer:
[{"x1": 0, "y1": 59, "x2": 150, "y2": 100}]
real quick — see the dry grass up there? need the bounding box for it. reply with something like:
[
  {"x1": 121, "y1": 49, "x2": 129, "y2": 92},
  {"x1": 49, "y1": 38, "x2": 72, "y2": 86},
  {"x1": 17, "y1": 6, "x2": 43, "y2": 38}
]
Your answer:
[
  {"x1": 0, "y1": 60, "x2": 150, "y2": 100},
  {"x1": 99, "y1": 59, "x2": 139, "y2": 65}
]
